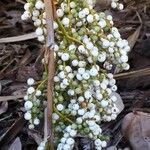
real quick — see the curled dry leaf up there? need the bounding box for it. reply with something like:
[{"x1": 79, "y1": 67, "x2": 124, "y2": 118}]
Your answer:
[
  {"x1": 28, "y1": 130, "x2": 42, "y2": 145},
  {"x1": 8, "y1": 137, "x2": 22, "y2": 150},
  {"x1": 0, "y1": 117, "x2": 24, "y2": 146},
  {"x1": 0, "y1": 82, "x2": 1, "y2": 95},
  {"x1": 76, "y1": 137, "x2": 94, "y2": 150},
  {"x1": 0, "y1": 102, "x2": 8, "y2": 115},
  {"x1": 106, "y1": 146, "x2": 117, "y2": 150},
  {"x1": 112, "y1": 92, "x2": 124, "y2": 114},
  {"x1": 122, "y1": 111, "x2": 150, "y2": 150}
]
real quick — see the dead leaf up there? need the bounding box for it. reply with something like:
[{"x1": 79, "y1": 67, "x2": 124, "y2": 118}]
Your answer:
[
  {"x1": 28, "y1": 131, "x2": 42, "y2": 145},
  {"x1": 111, "y1": 92, "x2": 124, "y2": 114},
  {"x1": 106, "y1": 146, "x2": 117, "y2": 150},
  {"x1": 0, "y1": 102, "x2": 8, "y2": 115},
  {"x1": 95, "y1": 0, "x2": 112, "y2": 10},
  {"x1": 16, "y1": 65, "x2": 41, "y2": 82},
  {"x1": 127, "y1": 26, "x2": 142, "y2": 50},
  {"x1": 8, "y1": 137, "x2": 22, "y2": 150},
  {"x1": 136, "y1": 38, "x2": 150, "y2": 58},
  {"x1": 0, "y1": 82, "x2": 1, "y2": 94},
  {"x1": 122, "y1": 111, "x2": 150, "y2": 150},
  {"x1": 0, "y1": 117, "x2": 25, "y2": 146}
]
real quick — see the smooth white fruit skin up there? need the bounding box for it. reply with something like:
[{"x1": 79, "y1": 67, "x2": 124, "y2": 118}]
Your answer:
[
  {"x1": 37, "y1": 146, "x2": 44, "y2": 150},
  {"x1": 27, "y1": 78, "x2": 35, "y2": 86},
  {"x1": 87, "y1": 14, "x2": 94, "y2": 23},
  {"x1": 66, "y1": 138, "x2": 75, "y2": 145},
  {"x1": 100, "y1": 100, "x2": 109, "y2": 108},
  {"x1": 56, "y1": 9, "x2": 64, "y2": 17},
  {"x1": 27, "y1": 87, "x2": 35, "y2": 94},
  {"x1": 38, "y1": 35, "x2": 45, "y2": 42},
  {"x1": 118, "y1": 3, "x2": 124, "y2": 10},
  {"x1": 24, "y1": 95, "x2": 28, "y2": 101},
  {"x1": 28, "y1": 124, "x2": 35, "y2": 129},
  {"x1": 35, "y1": 1, "x2": 44, "y2": 10},
  {"x1": 101, "y1": 141, "x2": 107, "y2": 148},
  {"x1": 35, "y1": 90, "x2": 42, "y2": 96},
  {"x1": 24, "y1": 3, "x2": 30, "y2": 11},
  {"x1": 94, "y1": 139, "x2": 102, "y2": 147},
  {"x1": 24, "y1": 101, "x2": 33, "y2": 110},
  {"x1": 62, "y1": 17, "x2": 70, "y2": 26},
  {"x1": 36, "y1": 28, "x2": 43, "y2": 36},
  {"x1": 98, "y1": 19, "x2": 106, "y2": 28},
  {"x1": 32, "y1": 10, "x2": 40, "y2": 17},
  {"x1": 34, "y1": 118, "x2": 40, "y2": 125},
  {"x1": 69, "y1": 130, "x2": 77, "y2": 137},
  {"x1": 24, "y1": 112, "x2": 32, "y2": 120},
  {"x1": 61, "y1": 53, "x2": 69, "y2": 61},
  {"x1": 53, "y1": 22, "x2": 58, "y2": 29},
  {"x1": 111, "y1": 2, "x2": 117, "y2": 9},
  {"x1": 57, "y1": 104, "x2": 64, "y2": 111},
  {"x1": 72, "y1": 60, "x2": 78, "y2": 66}
]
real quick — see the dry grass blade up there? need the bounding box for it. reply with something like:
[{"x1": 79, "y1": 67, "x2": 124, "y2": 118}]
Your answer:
[{"x1": 0, "y1": 32, "x2": 37, "y2": 44}]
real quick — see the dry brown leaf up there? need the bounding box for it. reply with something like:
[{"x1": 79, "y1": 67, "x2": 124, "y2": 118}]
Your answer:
[
  {"x1": 122, "y1": 111, "x2": 150, "y2": 150},
  {"x1": 16, "y1": 66, "x2": 41, "y2": 82},
  {"x1": 111, "y1": 92, "x2": 124, "y2": 114},
  {"x1": 0, "y1": 117, "x2": 25, "y2": 146},
  {"x1": 95, "y1": 0, "x2": 112, "y2": 10},
  {"x1": 0, "y1": 102, "x2": 8, "y2": 115},
  {"x1": 0, "y1": 82, "x2": 1, "y2": 94},
  {"x1": 8, "y1": 137, "x2": 22, "y2": 150},
  {"x1": 127, "y1": 26, "x2": 142, "y2": 50},
  {"x1": 28, "y1": 131, "x2": 42, "y2": 145},
  {"x1": 106, "y1": 146, "x2": 117, "y2": 150}
]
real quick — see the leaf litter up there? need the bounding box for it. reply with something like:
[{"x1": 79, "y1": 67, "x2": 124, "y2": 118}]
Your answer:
[{"x1": 0, "y1": 0, "x2": 150, "y2": 149}]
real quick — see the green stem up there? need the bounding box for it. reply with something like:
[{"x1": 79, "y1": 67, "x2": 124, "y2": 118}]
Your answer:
[
  {"x1": 54, "y1": 106, "x2": 74, "y2": 124},
  {"x1": 56, "y1": 18, "x2": 83, "y2": 45},
  {"x1": 37, "y1": 76, "x2": 48, "y2": 90}
]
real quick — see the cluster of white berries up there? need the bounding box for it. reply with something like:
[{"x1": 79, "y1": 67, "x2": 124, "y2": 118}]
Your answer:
[
  {"x1": 57, "y1": 125, "x2": 77, "y2": 150},
  {"x1": 24, "y1": 78, "x2": 43, "y2": 129},
  {"x1": 22, "y1": 0, "x2": 130, "y2": 149},
  {"x1": 111, "y1": 0, "x2": 124, "y2": 10},
  {"x1": 52, "y1": 0, "x2": 130, "y2": 149},
  {"x1": 21, "y1": 0, "x2": 46, "y2": 42}
]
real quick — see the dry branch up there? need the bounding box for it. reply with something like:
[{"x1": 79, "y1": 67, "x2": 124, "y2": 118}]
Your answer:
[{"x1": 43, "y1": 0, "x2": 55, "y2": 149}]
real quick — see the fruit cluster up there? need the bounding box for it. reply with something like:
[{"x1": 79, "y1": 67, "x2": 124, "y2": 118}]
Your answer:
[{"x1": 22, "y1": 0, "x2": 130, "y2": 150}]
